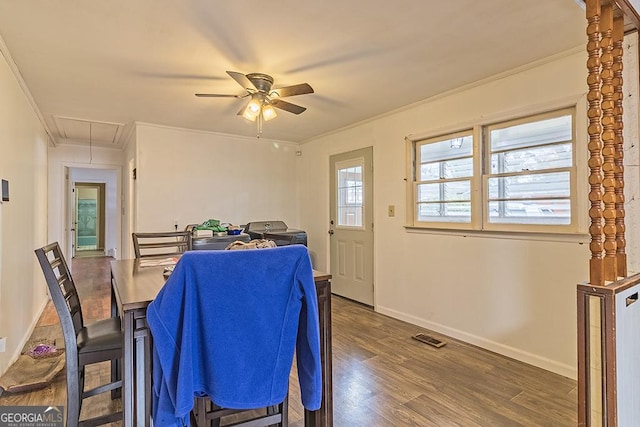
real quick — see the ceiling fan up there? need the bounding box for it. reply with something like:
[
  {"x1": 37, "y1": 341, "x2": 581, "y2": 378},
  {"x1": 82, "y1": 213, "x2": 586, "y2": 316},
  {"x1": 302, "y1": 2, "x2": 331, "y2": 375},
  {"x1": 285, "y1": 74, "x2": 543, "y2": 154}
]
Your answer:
[{"x1": 195, "y1": 71, "x2": 314, "y2": 134}]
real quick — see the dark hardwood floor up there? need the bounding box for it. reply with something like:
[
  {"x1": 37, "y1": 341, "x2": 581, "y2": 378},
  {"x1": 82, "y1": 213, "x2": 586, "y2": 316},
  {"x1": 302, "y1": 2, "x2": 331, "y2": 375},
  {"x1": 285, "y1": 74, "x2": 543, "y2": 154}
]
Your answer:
[{"x1": 0, "y1": 256, "x2": 577, "y2": 426}]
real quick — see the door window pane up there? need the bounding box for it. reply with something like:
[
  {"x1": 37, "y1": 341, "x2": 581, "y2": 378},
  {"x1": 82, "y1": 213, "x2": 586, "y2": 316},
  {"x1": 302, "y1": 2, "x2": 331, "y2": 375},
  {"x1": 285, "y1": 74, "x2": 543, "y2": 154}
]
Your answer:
[{"x1": 337, "y1": 164, "x2": 363, "y2": 227}]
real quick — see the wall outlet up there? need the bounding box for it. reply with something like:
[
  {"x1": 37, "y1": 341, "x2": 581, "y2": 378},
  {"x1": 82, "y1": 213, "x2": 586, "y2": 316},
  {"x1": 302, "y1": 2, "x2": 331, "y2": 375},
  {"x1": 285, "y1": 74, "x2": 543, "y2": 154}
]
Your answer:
[
  {"x1": 388, "y1": 205, "x2": 395, "y2": 217},
  {"x1": 0, "y1": 337, "x2": 6, "y2": 353}
]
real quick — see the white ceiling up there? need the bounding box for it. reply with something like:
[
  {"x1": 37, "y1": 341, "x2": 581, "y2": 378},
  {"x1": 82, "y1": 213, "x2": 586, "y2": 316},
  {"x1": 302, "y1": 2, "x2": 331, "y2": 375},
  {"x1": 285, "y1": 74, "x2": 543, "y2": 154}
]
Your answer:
[{"x1": 0, "y1": 0, "x2": 587, "y2": 146}]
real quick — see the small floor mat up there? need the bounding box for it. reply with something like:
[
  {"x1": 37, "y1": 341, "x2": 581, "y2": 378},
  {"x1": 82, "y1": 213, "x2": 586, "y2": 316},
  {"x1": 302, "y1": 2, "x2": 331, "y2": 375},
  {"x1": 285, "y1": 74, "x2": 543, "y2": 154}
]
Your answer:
[
  {"x1": 0, "y1": 324, "x2": 65, "y2": 394},
  {"x1": 0, "y1": 352, "x2": 65, "y2": 393}
]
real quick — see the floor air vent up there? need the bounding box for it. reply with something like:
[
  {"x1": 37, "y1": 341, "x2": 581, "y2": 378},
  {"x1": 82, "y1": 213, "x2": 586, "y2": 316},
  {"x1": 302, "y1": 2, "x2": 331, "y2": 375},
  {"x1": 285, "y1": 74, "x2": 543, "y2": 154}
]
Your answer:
[{"x1": 412, "y1": 333, "x2": 446, "y2": 348}]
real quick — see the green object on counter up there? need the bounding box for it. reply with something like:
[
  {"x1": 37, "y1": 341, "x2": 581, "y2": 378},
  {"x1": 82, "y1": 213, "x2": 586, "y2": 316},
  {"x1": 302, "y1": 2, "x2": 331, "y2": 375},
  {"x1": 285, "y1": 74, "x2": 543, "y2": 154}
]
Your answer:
[{"x1": 194, "y1": 219, "x2": 227, "y2": 232}]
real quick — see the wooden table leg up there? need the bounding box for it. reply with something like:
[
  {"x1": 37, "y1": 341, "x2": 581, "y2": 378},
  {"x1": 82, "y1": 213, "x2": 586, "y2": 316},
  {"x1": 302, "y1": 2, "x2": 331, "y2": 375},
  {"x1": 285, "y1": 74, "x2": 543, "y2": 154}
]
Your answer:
[
  {"x1": 305, "y1": 279, "x2": 333, "y2": 427},
  {"x1": 122, "y1": 310, "x2": 135, "y2": 426}
]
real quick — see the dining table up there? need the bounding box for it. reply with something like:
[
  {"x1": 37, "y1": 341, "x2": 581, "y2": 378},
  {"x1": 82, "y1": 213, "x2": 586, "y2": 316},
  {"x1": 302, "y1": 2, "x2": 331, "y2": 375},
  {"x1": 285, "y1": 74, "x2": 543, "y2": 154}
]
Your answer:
[{"x1": 110, "y1": 257, "x2": 333, "y2": 427}]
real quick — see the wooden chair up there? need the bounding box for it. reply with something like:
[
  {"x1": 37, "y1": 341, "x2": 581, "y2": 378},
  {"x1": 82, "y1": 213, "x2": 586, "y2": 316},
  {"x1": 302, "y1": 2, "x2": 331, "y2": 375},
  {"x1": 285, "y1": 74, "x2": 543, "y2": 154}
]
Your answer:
[
  {"x1": 34, "y1": 242, "x2": 122, "y2": 427},
  {"x1": 131, "y1": 231, "x2": 192, "y2": 259}
]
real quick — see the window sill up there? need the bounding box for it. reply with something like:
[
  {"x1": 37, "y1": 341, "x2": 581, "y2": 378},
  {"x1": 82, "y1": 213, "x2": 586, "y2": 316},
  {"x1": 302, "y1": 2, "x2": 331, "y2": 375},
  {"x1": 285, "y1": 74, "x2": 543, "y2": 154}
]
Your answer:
[{"x1": 403, "y1": 225, "x2": 590, "y2": 244}]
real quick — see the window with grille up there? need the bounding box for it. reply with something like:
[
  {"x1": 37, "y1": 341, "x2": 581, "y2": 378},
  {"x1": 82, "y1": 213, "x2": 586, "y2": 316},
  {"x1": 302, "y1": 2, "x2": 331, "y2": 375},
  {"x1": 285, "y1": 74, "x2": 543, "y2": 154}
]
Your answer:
[
  {"x1": 486, "y1": 111, "x2": 573, "y2": 227},
  {"x1": 415, "y1": 132, "x2": 474, "y2": 224},
  {"x1": 408, "y1": 107, "x2": 577, "y2": 233}
]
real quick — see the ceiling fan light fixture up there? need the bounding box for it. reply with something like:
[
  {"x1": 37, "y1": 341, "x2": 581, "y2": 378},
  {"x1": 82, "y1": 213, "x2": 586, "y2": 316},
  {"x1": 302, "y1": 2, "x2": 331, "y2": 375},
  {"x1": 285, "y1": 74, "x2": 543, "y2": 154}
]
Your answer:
[
  {"x1": 242, "y1": 108, "x2": 258, "y2": 121},
  {"x1": 196, "y1": 71, "x2": 314, "y2": 136},
  {"x1": 242, "y1": 95, "x2": 262, "y2": 121},
  {"x1": 262, "y1": 103, "x2": 277, "y2": 121}
]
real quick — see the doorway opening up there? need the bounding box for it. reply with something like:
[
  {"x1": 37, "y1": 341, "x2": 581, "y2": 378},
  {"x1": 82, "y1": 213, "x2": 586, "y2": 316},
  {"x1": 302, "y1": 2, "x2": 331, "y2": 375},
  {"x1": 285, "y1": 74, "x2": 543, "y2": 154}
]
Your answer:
[{"x1": 74, "y1": 182, "x2": 105, "y2": 255}]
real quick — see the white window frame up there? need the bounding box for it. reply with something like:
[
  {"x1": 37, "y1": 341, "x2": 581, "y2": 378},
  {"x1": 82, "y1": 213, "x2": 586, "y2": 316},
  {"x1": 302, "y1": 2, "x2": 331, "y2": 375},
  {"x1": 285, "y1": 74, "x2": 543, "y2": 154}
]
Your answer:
[
  {"x1": 410, "y1": 129, "x2": 479, "y2": 230},
  {"x1": 405, "y1": 99, "x2": 587, "y2": 236},
  {"x1": 482, "y1": 108, "x2": 578, "y2": 233}
]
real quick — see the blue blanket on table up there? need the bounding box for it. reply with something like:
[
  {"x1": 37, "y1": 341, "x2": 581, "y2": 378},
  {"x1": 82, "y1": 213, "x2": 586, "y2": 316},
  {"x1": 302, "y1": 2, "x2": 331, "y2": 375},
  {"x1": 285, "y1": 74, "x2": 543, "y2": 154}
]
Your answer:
[{"x1": 147, "y1": 245, "x2": 322, "y2": 426}]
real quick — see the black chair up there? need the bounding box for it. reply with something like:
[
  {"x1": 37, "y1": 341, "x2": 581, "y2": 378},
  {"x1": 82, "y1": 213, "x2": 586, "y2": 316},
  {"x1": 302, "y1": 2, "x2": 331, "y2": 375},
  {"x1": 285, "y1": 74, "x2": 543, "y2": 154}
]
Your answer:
[
  {"x1": 35, "y1": 242, "x2": 122, "y2": 427},
  {"x1": 132, "y1": 231, "x2": 192, "y2": 259}
]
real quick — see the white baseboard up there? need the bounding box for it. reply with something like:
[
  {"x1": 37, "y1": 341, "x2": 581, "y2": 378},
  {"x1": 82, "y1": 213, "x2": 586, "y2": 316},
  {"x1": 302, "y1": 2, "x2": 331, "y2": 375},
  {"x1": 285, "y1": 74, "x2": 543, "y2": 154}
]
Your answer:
[{"x1": 376, "y1": 305, "x2": 577, "y2": 380}]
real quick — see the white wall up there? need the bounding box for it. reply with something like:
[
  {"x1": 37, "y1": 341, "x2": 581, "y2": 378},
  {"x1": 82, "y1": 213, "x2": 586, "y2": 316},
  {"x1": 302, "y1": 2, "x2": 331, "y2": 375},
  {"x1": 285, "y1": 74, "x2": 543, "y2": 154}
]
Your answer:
[
  {"x1": 48, "y1": 144, "x2": 123, "y2": 261},
  {"x1": 0, "y1": 47, "x2": 49, "y2": 375},
  {"x1": 298, "y1": 49, "x2": 597, "y2": 378},
  {"x1": 133, "y1": 124, "x2": 300, "y2": 233}
]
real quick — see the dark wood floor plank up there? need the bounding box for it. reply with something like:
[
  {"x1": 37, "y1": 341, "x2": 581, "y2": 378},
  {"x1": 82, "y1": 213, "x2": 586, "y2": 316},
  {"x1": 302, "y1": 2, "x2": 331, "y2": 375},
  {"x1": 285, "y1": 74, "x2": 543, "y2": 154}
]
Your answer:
[{"x1": 510, "y1": 389, "x2": 578, "y2": 425}]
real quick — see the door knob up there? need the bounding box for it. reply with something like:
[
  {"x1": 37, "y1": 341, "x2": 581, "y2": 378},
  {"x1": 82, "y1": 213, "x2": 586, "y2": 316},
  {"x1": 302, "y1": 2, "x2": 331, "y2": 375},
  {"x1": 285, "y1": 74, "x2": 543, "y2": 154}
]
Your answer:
[{"x1": 328, "y1": 229, "x2": 334, "y2": 235}]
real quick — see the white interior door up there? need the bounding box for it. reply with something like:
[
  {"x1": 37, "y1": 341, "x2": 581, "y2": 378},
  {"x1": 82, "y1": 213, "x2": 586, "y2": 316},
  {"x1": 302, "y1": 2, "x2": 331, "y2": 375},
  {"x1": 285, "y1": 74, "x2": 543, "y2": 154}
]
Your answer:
[{"x1": 329, "y1": 147, "x2": 374, "y2": 305}]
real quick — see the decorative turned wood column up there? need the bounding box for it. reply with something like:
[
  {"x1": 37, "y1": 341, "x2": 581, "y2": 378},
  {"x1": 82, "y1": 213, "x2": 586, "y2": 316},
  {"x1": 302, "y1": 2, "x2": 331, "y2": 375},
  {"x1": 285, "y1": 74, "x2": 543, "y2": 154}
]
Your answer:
[
  {"x1": 587, "y1": 2, "x2": 628, "y2": 285},
  {"x1": 587, "y1": 0, "x2": 605, "y2": 285},
  {"x1": 600, "y1": 4, "x2": 618, "y2": 281},
  {"x1": 580, "y1": 3, "x2": 637, "y2": 426},
  {"x1": 613, "y1": 15, "x2": 627, "y2": 277}
]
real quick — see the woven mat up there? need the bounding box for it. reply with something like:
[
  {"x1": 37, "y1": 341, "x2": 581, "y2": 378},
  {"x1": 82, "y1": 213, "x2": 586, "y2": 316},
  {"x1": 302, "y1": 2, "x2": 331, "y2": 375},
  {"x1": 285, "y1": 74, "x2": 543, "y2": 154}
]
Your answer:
[
  {"x1": 0, "y1": 325, "x2": 65, "y2": 393},
  {"x1": 0, "y1": 351, "x2": 65, "y2": 393}
]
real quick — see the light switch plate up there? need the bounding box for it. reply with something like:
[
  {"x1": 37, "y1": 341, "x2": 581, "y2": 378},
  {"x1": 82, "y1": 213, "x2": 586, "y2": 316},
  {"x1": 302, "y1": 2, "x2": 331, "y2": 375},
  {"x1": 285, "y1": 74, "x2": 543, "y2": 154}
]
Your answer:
[
  {"x1": 0, "y1": 337, "x2": 6, "y2": 353},
  {"x1": 388, "y1": 205, "x2": 395, "y2": 217}
]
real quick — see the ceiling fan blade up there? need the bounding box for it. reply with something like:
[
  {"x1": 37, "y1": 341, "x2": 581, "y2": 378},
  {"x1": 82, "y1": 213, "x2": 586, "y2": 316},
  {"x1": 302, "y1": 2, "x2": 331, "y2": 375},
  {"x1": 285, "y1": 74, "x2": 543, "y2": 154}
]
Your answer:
[
  {"x1": 270, "y1": 99, "x2": 307, "y2": 115},
  {"x1": 195, "y1": 93, "x2": 241, "y2": 98},
  {"x1": 270, "y1": 83, "x2": 314, "y2": 98},
  {"x1": 227, "y1": 71, "x2": 257, "y2": 91}
]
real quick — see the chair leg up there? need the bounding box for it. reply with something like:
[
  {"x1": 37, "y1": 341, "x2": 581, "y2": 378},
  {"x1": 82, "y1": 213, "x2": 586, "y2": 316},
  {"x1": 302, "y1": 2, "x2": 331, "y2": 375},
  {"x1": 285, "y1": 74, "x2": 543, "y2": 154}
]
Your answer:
[
  {"x1": 266, "y1": 394, "x2": 287, "y2": 427},
  {"x1": 282, "y1": 396, "x2": 288, "y2": 427},
  {"x1": 66, "y1": 368, "x2": 82, "y2": 427},
  {"x1": 193, "y1": 397, "x2": 212, "y2": 427},
  {"x1": 111, "y1": 357, "x2": 121, "y2": 399},
  {"x1": 209, "y1": 401, "x2": 221, "y2": 427}
]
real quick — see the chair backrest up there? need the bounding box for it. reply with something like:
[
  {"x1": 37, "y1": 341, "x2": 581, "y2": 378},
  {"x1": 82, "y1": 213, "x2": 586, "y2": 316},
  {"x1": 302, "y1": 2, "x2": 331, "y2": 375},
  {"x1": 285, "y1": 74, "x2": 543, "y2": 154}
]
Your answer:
[
  {"x1": 34, "y1": 242, "x2": 84, "y2": 353},
  {"x1": 132, "y1": 231, "x2": 192, "y2": 259}
]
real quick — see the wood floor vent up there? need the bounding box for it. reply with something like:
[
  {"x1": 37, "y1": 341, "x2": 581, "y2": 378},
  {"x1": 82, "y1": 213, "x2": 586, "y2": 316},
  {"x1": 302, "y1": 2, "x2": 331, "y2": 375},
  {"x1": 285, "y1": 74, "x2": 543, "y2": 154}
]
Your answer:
[{"x1": 412, "y1": 333, "x2": 446, "y2": 348}]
